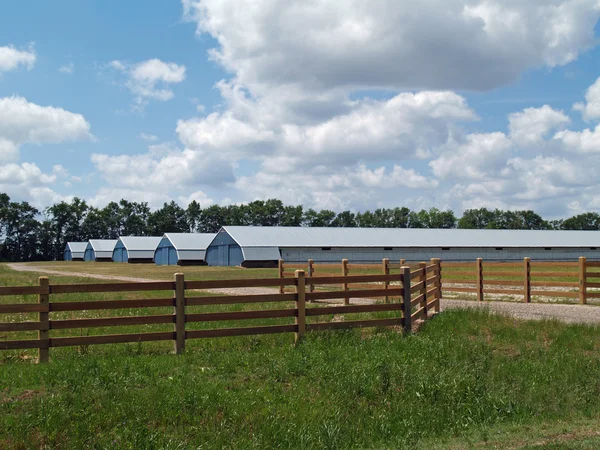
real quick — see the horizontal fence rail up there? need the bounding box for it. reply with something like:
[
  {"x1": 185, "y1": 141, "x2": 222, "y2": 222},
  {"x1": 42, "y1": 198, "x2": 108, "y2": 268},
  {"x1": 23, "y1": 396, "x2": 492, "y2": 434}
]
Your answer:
[
  {"x1": 440, "y1": 256, "x2": 597, "y2": 304},
  {"x1": 279, "y1": 256, "x2": 600, "y2": 305},
  {"x1": 0, "y1": 261, "x2": 442, "y2": 363}
]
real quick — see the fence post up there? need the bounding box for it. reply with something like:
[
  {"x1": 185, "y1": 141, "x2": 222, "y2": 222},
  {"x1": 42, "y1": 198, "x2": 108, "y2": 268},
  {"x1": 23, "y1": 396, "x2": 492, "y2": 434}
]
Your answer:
[
  {"x1": 342, "y1": 259, "x2": 349, "y2": 305},
  {"x1": 579, "y1": 256, "x2": 587, "y2": 305},
  {"x1": 476, "y1": 258, "x2": 484, "y2": 302},
  {"x1": 295, "y1": 270, "x2": 306, "y2": 344},
  {"x1": 400, "y1": 259, "x2": 406, "y2": 266},
  {"x1": 174, "y1": 273, "x2": 186, "y2": 354},
  {"x1": 431, "y1": 258, "x2": 441, "y2": 313},
  {"x1": 402, "y1": 266, "x2": 412, "y2": 334},
  {"x1": 419, "y1": 262, "x2": 427, "y2": 318},
  {"x1": 278, "y1": 260, "x2": 285, "y2": 294},
  {"x1": 382, "y1": 258, "x2": 390, "y2": 303},
  {"x1": 38, "y1": 277, "x2": 50, "y2": 364},
  {"x1": 524, "y1": 257, "x2": 531, "y2": 303},
  {"x1": 308, "y1": 259, "x2": 314, "y2": 297}
]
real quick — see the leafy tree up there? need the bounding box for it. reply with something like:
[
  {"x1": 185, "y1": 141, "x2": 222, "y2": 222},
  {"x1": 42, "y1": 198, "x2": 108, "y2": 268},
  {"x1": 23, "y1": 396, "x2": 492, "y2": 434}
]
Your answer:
[
  {"x1": 148, "y1": 201, "x2": 189, "y2": 235},
  {"x1": 331, "y1": 211, "x2": 357, "y2": 227},
  {"x1": 562, "y1": 212, "x2": 600, "y2": 230}
]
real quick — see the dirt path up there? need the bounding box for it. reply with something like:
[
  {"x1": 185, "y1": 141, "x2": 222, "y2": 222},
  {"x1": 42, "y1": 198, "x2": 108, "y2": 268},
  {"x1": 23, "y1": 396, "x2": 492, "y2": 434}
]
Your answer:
[
  {"x1": 8, "y1": 264, "x2": 600, "y2": 324},
  {"x1": 440, "y1": 299, "x2": 600, "y2": 325},
  {"x1": 6, "y1": 263, "x2": 281, "y2": 297}
]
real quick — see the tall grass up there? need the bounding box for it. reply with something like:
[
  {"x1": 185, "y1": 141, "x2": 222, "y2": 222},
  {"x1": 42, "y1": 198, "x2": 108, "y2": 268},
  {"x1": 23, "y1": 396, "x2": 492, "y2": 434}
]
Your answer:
[{"x1": 3, "y1": 309, "x2": 600, "y2": 448}]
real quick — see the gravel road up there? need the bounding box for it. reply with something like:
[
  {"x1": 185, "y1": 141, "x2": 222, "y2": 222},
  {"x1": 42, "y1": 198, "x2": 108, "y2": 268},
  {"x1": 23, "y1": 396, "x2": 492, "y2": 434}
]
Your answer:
[{"x1": 8, "y1": 264, "x2": 600, "y2": 325}]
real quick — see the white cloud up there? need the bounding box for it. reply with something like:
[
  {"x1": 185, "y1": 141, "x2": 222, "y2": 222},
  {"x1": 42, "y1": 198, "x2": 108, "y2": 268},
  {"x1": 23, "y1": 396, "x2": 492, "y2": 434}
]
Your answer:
[
  {"x1": 183, "y1": 0, "x2": 600, "y2": 92},
  {"x1": 58, "y1": 62, "x2": 74, "y2": 74},
  {"x1": 574, "y1": 76, "x2": 600, "y2": 121},
  {"x1": 0, "y1": 96, "x2": 92, "y2": 160},
  {"x1": 111, "y1": 58, "x2": 186, "y2": 105},
  {"x1": 139, "y1": 132, "x2": 158, "y2": 142},
  {"x1": 178, "y1": 190, "x2": 214, "y2": 207},
  {"x1": 508, "y1": 105, "x2": 570, "y2": 146},
  {"x1": 430, "y1": 132, "x2": 514, "y2": 181},
  {"x1": 554, "y1": 124, "x2": 600, "y2": 152},
  {"x1": 0, "y1": 44, "x2": 36, "y2": 74}
]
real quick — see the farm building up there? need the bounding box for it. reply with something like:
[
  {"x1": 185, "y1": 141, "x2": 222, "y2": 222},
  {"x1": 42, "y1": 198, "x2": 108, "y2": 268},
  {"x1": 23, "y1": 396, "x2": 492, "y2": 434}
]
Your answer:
[
  {"x1": 205, "y1": 226, "x2": 600, "y2": 266},
  {"x1": 112, "y1": 236, "x2": 162, "y2": 263},
  {"x1": 83, "y1": 239, "x2": 118, "y2": 262},
  {"x1": 63, "y1": 242, "x2": 87, "y2": 261},
  {"x1": 154, "y1": 233, "x2": 216, "y2": 265}
]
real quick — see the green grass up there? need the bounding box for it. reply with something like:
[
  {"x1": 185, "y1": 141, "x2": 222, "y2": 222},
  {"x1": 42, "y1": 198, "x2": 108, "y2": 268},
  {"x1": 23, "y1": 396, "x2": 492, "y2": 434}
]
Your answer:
[
  {"x1": 3, "y1": 263, "x2": 600, "y2": 448},
  {"x1": 3, "y1": 309, "x2": 600, "y2": 448}
]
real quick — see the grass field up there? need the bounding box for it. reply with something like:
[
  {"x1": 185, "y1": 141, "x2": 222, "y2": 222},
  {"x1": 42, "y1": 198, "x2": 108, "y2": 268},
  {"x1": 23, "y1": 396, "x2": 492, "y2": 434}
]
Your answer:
[{"x1": 3, "y1": 263, "x2": 600, "y2": 448}]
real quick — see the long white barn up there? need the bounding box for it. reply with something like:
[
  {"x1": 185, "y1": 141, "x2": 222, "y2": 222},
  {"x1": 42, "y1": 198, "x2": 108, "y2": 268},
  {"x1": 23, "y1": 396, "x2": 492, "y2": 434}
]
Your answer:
[{"x1": 205, "y1": 226, "x2": 600, "y2": 267}]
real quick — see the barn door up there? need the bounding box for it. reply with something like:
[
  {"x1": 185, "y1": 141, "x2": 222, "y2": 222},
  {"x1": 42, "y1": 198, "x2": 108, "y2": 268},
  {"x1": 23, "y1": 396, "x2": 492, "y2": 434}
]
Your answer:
[{"x1": 219, "y1": 245, "x2": 229, "y2": 265}]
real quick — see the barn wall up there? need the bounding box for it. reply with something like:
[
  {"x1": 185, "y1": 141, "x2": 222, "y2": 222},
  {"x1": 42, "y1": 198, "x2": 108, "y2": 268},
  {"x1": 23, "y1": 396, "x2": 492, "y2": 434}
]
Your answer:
[
  {"x1": 280, "y1": 247, "x2": 600, "y2": 263},
  {"x1": 64, "y1": 249, "x2": 72, "y2": 261},
  {"x1": 113, "y1": 241, "x2": 128, "y2": 263},
  {"x1": 83, "y1": 246, "x2": 95, "y2": 262},
  {"x1": 206, "y1": 231, "x2": 244, "y2": 266},
  {"x1": 155, "y1": 237, "x2": 176, "y2": 265}
]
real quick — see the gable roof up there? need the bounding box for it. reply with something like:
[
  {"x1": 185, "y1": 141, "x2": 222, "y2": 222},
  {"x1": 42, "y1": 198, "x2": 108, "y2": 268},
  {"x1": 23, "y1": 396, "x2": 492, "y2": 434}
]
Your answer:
[
  {"x1": 66, "y1": 242, "x2": 88, "y2": 253},
  {"x1": 164, "y1": 233, "x2": 215, "y2": 250},
  {"x1": 220, "y1": 226, "x2": 600, "y2": 248},
  {"x1": 88, "y1": 239, "x2": 118, "y2": 252},
  {"x1": 117, "y1": 236, "x2": 162, "y2": 251}
]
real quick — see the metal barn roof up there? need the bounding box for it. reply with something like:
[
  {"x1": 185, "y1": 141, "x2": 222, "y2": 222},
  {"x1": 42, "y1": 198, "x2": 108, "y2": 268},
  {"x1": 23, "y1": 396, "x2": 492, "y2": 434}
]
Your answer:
[
  {"x1": 88, "y1": 239, "x2": 119, "y2": 252},
  {"x1": 66, "y1": 242, "x2": 88, "y2": 253},
  {"x1": 117, "y1": 236, "x2": 162, "y2": 251},
  {"x1": 220, "y1": 226, "x2": 600, "y2": 249},
  {"x1": 163, "y1": 233, "x2": 215, "y2": 250}
]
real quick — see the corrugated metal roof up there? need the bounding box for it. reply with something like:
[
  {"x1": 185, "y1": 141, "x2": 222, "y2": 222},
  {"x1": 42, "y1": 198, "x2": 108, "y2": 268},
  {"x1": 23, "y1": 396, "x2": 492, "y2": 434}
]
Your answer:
[
  {"x1": 164, "y1": 233, "x2": 215, "y2": 250},
  {"x1": 118, "y1": 236, "x2": 162, "y2": 251},
  {"x1": 242, "y1": 247, "x2": 281, "y2": 261},
  {"x1": 89, "y1": 239, "x2": 118, "y2": 252},
  {"x1": 67, "y1": 242, "x2": 87, "y2": 253},
  {"x1": 222, "y1": 226, "x2": 600, "y2": 248}
]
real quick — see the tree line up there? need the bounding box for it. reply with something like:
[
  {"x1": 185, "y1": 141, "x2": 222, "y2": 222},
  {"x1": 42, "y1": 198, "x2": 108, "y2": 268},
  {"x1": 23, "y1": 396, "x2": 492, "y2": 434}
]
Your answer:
[{"x1": 1, "y1": 193, "x2": 599, "y2": 262}]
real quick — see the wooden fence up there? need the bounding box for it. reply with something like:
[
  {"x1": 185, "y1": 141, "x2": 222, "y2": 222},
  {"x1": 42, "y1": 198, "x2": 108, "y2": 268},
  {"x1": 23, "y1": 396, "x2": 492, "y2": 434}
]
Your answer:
[
  {"x1": 279, "y1": 257, "x2": 599, "y2": 305},
  {"x1": 441, "y1": 256, "x2": 600, "y2": 304},
  {"x1": 0, "y1": 263, "x2": 441, "y2": 363}
]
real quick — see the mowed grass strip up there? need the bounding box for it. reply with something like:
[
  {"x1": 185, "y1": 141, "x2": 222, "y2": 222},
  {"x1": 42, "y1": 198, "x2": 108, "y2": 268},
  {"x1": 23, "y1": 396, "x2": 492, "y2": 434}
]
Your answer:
[{"x1": 1, "y1": 309, "x2": 600, "y2": 448}]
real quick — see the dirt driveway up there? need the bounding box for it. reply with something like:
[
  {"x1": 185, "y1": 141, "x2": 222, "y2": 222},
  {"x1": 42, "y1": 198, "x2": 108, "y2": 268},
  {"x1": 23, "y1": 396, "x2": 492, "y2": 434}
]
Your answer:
[{"x1": 8, "y1": 264, "x2": 600, "y2": 325}]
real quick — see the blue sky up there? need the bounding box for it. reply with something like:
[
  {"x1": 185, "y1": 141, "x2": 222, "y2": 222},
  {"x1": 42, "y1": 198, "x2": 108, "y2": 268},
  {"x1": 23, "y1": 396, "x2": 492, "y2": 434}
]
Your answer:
[{"x1": 2, "y1": 1, "x2": 600, "y2": 218}]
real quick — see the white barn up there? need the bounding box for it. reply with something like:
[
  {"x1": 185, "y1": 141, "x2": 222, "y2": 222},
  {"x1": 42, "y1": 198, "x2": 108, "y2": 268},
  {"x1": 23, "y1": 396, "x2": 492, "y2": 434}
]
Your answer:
[{"x1": 205, "y1": 226, "x2": 600, "y2": 267}]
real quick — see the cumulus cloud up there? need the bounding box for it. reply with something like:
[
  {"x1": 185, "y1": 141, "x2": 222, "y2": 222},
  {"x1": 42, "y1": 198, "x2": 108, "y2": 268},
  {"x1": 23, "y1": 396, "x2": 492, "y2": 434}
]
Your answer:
[
  {"x1": 430, "y1": 132, "x2": 514, "y2": 181},
  {"x1": 111, "y1": 58, "x2": 186, "y2": 105},
  {"x1": 573, "y1": 76, "x2": 600, "y2": 121},
  {"x1": 82, "y1": 2, "x2": 600, "y2": 216},
  {"x1": 0, "y1": 44, "x2": 36, "y2": 74},
  {"x1": 183, "y1": 0, "x2": 600, "y2": 92},
  {"x1": 508, "y1": 105, "x2": 570, "y2": 146},
  {"x1": 0, "y1": 96, "x2": 92, "y2": 160}
]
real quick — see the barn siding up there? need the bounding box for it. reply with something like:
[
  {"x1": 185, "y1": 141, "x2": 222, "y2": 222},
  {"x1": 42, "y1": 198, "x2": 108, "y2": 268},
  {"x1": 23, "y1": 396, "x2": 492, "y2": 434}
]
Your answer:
[
  {"x1": 280, "y1": 247, "x2": 600, "y2": 263},
  {"x1": 155, "y1": 237, "x2": 175, "y2": 265},
  {"x1": 113, "y1": 241, "x2": 128, "y2": 263},
  {"x1": 206, "y1": 230, "x2": 244, "y2": 266},
  {"x1": 83, "y1": 246, "x2": 95, "y2": 261}
]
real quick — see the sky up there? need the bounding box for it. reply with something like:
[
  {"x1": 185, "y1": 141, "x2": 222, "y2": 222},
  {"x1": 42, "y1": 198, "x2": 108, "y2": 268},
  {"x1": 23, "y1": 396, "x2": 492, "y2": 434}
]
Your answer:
[{"x1": 2, "y1": 1, "x2": 600, "y2": 219}]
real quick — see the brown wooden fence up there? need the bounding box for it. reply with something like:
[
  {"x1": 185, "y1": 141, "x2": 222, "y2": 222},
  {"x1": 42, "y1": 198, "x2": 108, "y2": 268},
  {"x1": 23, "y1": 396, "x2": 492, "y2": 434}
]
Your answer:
[
  {"x1": 279, "y1": 257, "x2": 600, "y2": 304},
  {"x1": 441, "y1": 257, "x2": 600, "y2": 304},
  {"x1": 0, "y1": 263, "x2": 441, "y2": 363}
]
